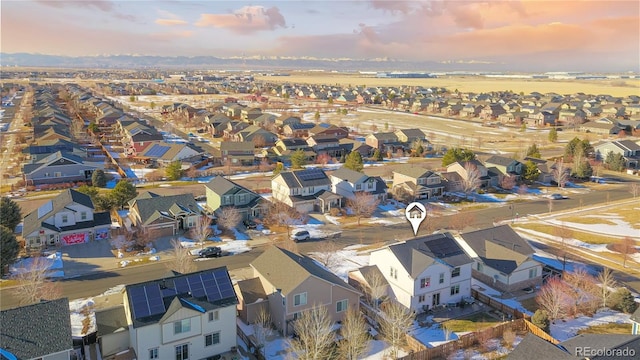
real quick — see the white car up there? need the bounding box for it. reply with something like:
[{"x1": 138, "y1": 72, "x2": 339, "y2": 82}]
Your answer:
[
  {"x1": 291, "y1": 230, "x2": 310, "y2": 242},
  {"x1": 549, "y1": 193, "x2": 564, "y2": 200}
]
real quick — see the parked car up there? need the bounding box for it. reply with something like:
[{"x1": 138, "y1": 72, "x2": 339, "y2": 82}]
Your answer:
[
  {"x1": 291, "y1": 230, "x2": 310, "y2": 242},
  {"x1": 243, "y1": 219, "x2": 257, "y2": 229},
  {"x1": 549, "y1": 193, "x2": 564, "y2": 200},
  {"x1": 198, "y1": 246, "x2": 222, "y2": 258}
]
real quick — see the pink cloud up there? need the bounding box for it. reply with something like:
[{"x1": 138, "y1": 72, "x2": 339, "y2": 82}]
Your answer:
[
  {"x1": 35, "y1": 0, "x2": 114, "y2": 11},
  {"x1": 368, "y1": 0, "x2": 415, "y2": 14},
  {"x1": 195, "y1": 5, "x2": 286, "y2": 34},
  {"x1": 155, "y1": 19, "x2": 188, "y2": 26},
  {"x1": 149, "y1": 30, "x2": 195, "y2": 41}
]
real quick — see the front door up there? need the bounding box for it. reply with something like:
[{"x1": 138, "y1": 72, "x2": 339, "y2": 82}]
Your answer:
[{"x1": 432, "y1": 293, "x2": 440, "y2": 307}]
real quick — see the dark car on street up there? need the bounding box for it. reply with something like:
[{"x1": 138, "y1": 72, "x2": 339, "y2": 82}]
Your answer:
[
  {"x1": 198, "y1": 246, "x2": 222, "y2": 258},
  {"x1": 243, "y1": 219, "x2": 258, "y2": 229}
]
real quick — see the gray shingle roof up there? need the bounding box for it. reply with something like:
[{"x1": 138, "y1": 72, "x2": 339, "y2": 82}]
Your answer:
[
  {"x1": 95, "y1": 305, "x2": 128, "y2": 335},
  {"x1": 460, "y1": 225, "x2": 535, "y2": 275},
  {"x1": 0, "y1": 298, "x2": 73, "y2": 359},
  {"x1": 22, "y1": 189, "x2": 96, "y2": 237},
  {"x1": 388, "y1": 233, "x2": 473, "y2": 277},
  {"x1": 251, "y1": 246, "x2": 359, "y2": 295},
  {"x1": 507, "y1": 333, "x2": 573, "y2": 360},
  {"x1": 331, "y1": 167, "x2": 367, "y2": 184},
  {"x1": 393, "y1": 165, "x2": 433, "y2": 179},
  {"x1": 485, "y1": 155, "x2": 519, "y2": 167},
  {"x1": 129, "y1": 192, "x2": 200, "y2": 225},
  {"x1": 560, "y1": 334, "x2": 640, "y2": 357},
  {"x1": 235, "y1": 277, "x2": 268, "y2": 305},
  {"x1": 277, "y1": 169, "x2": 331, "y2": 189}
]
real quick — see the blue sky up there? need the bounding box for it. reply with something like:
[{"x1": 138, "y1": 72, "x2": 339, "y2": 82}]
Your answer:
[{"x1": 2, "y1": 1, "x2": 639, "y2": 71}]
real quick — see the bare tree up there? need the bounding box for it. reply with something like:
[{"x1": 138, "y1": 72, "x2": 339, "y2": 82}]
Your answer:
[
  {"x1": 502, "y1": 329, "x2": 516, "y2": 350},
  {"x1": 552, "y1": 159, "x2": 569, "y2": 188},
  {"x1": 598, "y1": 268, "x2": 616, "y2": 308},
  {"x1": 442, "y1": 322, "x2": 453, "y2": 341},
  {"x1": 616, "y1": 236, "x2": 637, "y2": 268},
  {"x1": 553, "y1": 224, "x2": 573, "y2": 271},
  {"x1": 630, "y1": 183, "x2": 639, "y2": 198},
  {"x1": 315, "y1": 153, "x2": 331, "y2": 167},
  {"x1": 288, "y1": 305, "x2": 335, "y2": 360},
  {"x1": 337, "y1": 307, "x2": 370, "y2": 360},
  {"x1": 110, "y1": 233, "x2": 134, "y2": 254},
  {"x1": 253, "y1": 134, "x2": 267, "y2": 148},
  {"x1": 347, "y1": 192, "x2": 380, "y2": 225},
  {"x1": 536, "y1": 276, "x2": 573, "y2": 320},
  {"x1": 190, "y1": 215, "x2": 213, "y2": 247},
  {"x1": 252, "y1": 306, "x2": 273, "y2": 359},
  {"x1": 217, "y1": 207, "x2": 242, "y2": 232},
  {"x1": 266, "y1": 201, "x2": 302, "y2": 237},
  {"x1": 379, "y1": 300, "x2": 414, "y2": 359},
  {"x1": 363, "y1": 269, "x2": 388, "y2": 309},
  {"x1": 563, "y1": 268, "x2": 599, "y2": 316},
  {"x1": 186, "y1": 166, "x2": 199, "y2": 180},
  {"x1": 462, "y1": 162, "x2": 482, "y2": 196},
  {"x1": 313, "y1": 240, "x2": 342, "y2": 271},
  {"x1": 12, "y1": 256, "x2": 62, "y2": 305},
  {"x1": 500, "y1": 174, "x2": 516, "y2": 190},
  {"x1": 167, "y1": 239, "x2": 196, "y2": 274}
]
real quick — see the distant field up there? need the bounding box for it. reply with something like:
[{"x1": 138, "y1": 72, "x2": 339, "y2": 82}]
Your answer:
[{"x1": 256, "y1": 74, "x2": 640, "y2": 97}]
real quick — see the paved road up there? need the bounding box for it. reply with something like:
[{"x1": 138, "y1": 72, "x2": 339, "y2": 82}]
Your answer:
[{"x1": 1, "y1": 182, "x2": 637, "y2": 309}]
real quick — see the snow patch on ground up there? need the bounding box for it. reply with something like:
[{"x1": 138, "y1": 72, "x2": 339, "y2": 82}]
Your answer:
[
  {"x1": 551, "y1": 310, "x2": 631, "y2": 341},
  {"x1": 10, "y1": 252, "x2": 64, "y2": 278},
  {"x1": 69, "y1": 298, "x2": 96, "y2": 338},
  {"x1": 545, "y1": 219, "x2": 639, "y2": 238}
]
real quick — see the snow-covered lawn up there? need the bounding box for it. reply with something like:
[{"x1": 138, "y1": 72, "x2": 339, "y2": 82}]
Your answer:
[
  {"x1": 545, "y1": 218, "x2": 639, "y2": 238},
  {"x1": 471, "y1": 279, "x2": 533, "y2": 316},
  {"x1": 10, "y1": 252, "x2": 64, "y2": 278},
  {"x1": 550, "y1": 310, "x2": 631, "y2": 341},
  {"x1": 410, "y1": 322, "x2": 459, "y2": 348},
  {"x1": 309, "y1": 244, "x2": 371, "y2": 282},
  {"x1": 69, "y1": 298, "x2": 96, "y2": 338},
  {"x1": 181, "y1": 237, "x2": 252, "y2": 258}
]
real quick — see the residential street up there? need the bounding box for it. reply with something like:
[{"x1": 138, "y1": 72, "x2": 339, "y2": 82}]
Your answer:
[{"x1": 0, "y1": 182, "x2": 637, "y2": 310}]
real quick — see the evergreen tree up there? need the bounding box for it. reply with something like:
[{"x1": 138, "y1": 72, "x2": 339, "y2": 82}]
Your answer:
[
  {"x1": 548, "y1": 127, "x2": 558, "y2": 143},
  {"x1": 605, "y1": 152, "x2": 626, "y2": 171},
  {"x1": 573, "y1": 160, "x2": 593, "y2": 179},
  {"x1": 0, "y1": 197, "x2": 22, "y2": 232},
  {"x1": 273, "y1": 162, "x2": 284, "y2": 175},
  {"x1": 532, "y1": 309, "x2": 550, "y2": 333},
  {"x1": 314, "y1": 111, "x2": 320, "y2": 121},
  {"x1": 290, "y1": 149, "x2": 307, "y2": 169},
  {"x1": 525, "y1": 144, "x2": 541, "y2": 158},
  {"x1": 441, "y1": 148, "x2": 476, "y2": 167},
  {"x1": 110, "y1": 180, "x2": 138, "y2": 209},
  {"x1": 91, "y1": 169, "x2": 107, "y2": 188},
  {"x1": 373, "y1": 149, "x2": 384, "y2": 161},
  {"x1": 0, "y1": 225, "x2": 19, "y2": 276},
  {"x1": 522, "y1": 160, "x2": 540, "y2": 183},
  {"x1": 344, "y1": 152, "x2": 364, "y2": 172},
  {"x1": 165, "y1": 161, "x2": 183, "y2": 180},
  {"x1": 76, "y1": 185, "x2": 99, "y2": 200}
]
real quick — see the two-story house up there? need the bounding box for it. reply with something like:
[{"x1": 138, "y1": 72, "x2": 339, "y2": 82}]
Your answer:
[
  {"x1": 271, "y1": 168, "x2": 342, "y2": 213},
  {"x1": 128, "y1": 192, "x2": 201, "y2": 237},
  {"x1": 457, "y1": 225, "x2": 542, "y2": 293},
  {"x1": 204, "y1": 177, "x2": 267, "y2": 220},
  {"x1": 236, "y1": 246, "x2": 361, "y2": 335},
  {"x1": 22, "y1": 189, "x2": 112, "y2": 248},
  {"x1": 273, "y1": 138, "x2": 313, "y2": 157},
  {"x1": 391, "y1": 166, "x2": 445, "y2": 200},
  {"x1": 394, "y1": 128, "x2": 428, "y2": 145},
  {"x1": 365, "y1": 132, "x2": 400, "y2": 150},
  {"x1": 282, "y1": 122, "x2": 315, "y2": 138},
  {"x1": 123, "y1": 268, "x2": 238, "y2": 360},
  {"x1": 594, "y1": 140, "x2": 640, "y2": 169},
  {"x1": 446, "y1": 160, "x2": 493, "y2": 188},
  {"x1": 219, "y1": 141, "x2": 255, "y2": 165},
  {"x1": 484, "y1": 155, "x2": 524, "y2": 180},
  {"x1": 368, "y1": 233, "x2": 474, "y2": 313},
  {"x1": 308, "y1": 124, "x2": 349, "y2": 139},
  {"x1": 0, "y1": 298, "x2": 74, "y2": 360},
  {"x1": 330, "y1": 167, "x2": 388, "y2": 202},
  {"x1": 306, "y1": 136, "x2": 345, "y2": 158},
  {"x1": 22, "y1": 151, "x2": 102, "y2": 186}
]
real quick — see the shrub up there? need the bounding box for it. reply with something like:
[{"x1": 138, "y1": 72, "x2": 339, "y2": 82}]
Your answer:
[
  {"x1": 609, "y1": 288, "x2": 638, "y2": 314},
  {"x1": 532, "y1": 309, "x2": 550, "y2": 333}
]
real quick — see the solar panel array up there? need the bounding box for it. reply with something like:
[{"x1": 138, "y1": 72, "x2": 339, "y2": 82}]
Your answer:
[
  {"x1": 145, "y1": 144, "x2": 171, "y2": 158},
  {"x1": 297, "y1": 168, "x2": 326, "y2": 181},
  {"x1": 424, "y1": 236, "x2": 464, "y2": 258},
  {"x1": 130, "y1": 283, "x2": 166, "y2": 319}
]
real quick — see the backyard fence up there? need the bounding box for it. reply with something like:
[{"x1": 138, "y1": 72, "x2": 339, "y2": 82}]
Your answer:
[{"x1": 470, "y1": 289, "x2": 531, "y2": 320}]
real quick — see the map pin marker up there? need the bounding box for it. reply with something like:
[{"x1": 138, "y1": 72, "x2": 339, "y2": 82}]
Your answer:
[{"x1": 405, "y1": 202, "x2": 427, "y2": 236}]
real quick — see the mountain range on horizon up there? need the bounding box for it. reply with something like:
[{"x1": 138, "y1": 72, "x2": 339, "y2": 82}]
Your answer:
[{"x1": 2, "y1": 52, "x2": 636, "y2": 74}]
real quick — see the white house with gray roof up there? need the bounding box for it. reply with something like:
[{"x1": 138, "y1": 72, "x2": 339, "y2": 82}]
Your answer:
[
  {"x1": 22, "y1": 189, "x2": 112, "y2": 248},
  {"x1": 22, "y1": 151, "x2": 102, "y2": 186},
  {"x1": 271, "y1": 168, "x2": 342, "y2": 213},
  {"x1": 594, "y1": 140, "x2": 640, "y2": 169},
  {"x1": 330, "y1": 167, "x2": 388, "y2": 201},
  {"x1": 392, "y1": 166, "x2": 445, "y2": 200},
  {"x1": 368, "y1": 233, "x2": 473, "y2": 313}
]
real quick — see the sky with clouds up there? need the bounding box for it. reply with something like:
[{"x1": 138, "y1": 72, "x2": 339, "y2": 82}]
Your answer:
[{"x1": 1, "y1": 0, "x2": 639, "y2": 71}]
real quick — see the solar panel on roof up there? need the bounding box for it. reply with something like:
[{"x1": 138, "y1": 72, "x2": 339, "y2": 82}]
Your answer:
[
  {"x1": 145, "y1": 284, "x2": 166, "y2": 315},
  {"x1": 173, "y1": 277, "x2": 190, "y2": 294},
  {"x1": 297, "y1": 168, "x2": 325, "y2": 181},
  {"x1": 187, "y1": 275, "x2": 206, "y2": 298},
  {"x1": 145, "y1": 144, "x2": 171, "y2": 158},
  {"x1": 129, "y1": 286, "x2": 151, "y2": 319}
]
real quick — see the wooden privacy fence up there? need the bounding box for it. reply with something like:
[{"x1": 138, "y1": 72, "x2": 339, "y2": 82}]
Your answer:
[{"x1": 471, "y1": 289, "x2": 531, "y2": 320}]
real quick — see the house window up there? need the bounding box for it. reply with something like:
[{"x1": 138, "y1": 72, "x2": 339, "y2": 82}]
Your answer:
[
  {"x1": 529, "y1": 268, "x2": 538, "y2": 279},
  {"x1": 390, "y1": 267, "x2": 397, "y2": 280},
  {"x1": 418, "y1": 295, "x2": 426, "y2": 303},
  {"x1": 174, "y1": 319, "x2": 190, "y2": 334},
  {"x1": 205, "y1": 332, "x2": 220, "y2": 347},
  {"x1": 149, "y1": 348, "x2": 158, "y2": 359},
  {"x1": 477, "y1": 263, "x2": 483, "y2": 272},
  {"x1": 336, "y1": 299, "x2": 348, "y2": 313},
  {"x1": 175, "y1": 344, "x2": 189, "y2": 360},
  {"x1": 294, "y1": 292, "x2": 307, "y2": 306},
  {"x1": 450, "y1": 285, "x2": 460, "y2": 296},
  {"x1": 81, "y1": 212, "x2": 87, "y2": 220},
  {"x1": 208, "y1": 310, "x2": 219, "y2": 322},
  {"x1": 309, "y1": 186, "x2": 314, "y2": 193},
  {"x1": 451, "y1": 267, "x2": 461, "y2": 278},
  {"x1": 439, "y1": 273, "x2": 445, "y2": 284},
  {"x1": 356, "y1": 184, "x2": 362, "y2": 190},
  {"x1": 420, "y1": 277, "x2": 430, "y2": 288},
  {"x1": 293, "y1": 312, "x2": 302, "y2": 320},
  {"x1": 62, "y1": 215, "x2": 68, "y2": 223}
]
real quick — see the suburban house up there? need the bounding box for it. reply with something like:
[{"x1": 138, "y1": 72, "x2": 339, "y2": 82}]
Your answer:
[
  {"x1": 329, "y1": 167, "x2": 388, "y2": 201},
  {"x1": 128, "y1": 192, "x2": 201, "y2": 237},
  {"x1": 306, "y1": 136, "x2": 345, "y2": 158},
  {"x1": 446, "y1": 160, "x2": 493, "y2": 188},
  {"x1": 231, "y1": 125, "x2": 278, "y2": 147},
  {"x1": 122, "y1": 268, "x2": 239, "y2": 360},
  {"x1": 219, "y1": 141, "x2": 255, "y2": 165},
  {"x1": 204, "y1": 176, "x2": 267, "y2": 220},
  {"x1": 95, "y1": 305, "x2": 131, "y2": 358},
  {"x1": 457, "y1": 225, "x2": 543, "y2": 293},
  {"x1": 138, "y1": 142, "x2": 204, "y2": 166},
  {"x1": 594, "y1": 140, "x2": 640, "y2": 169},
  {"x1": 273, "y1": 138, "x2": 313, "y2": 157},
  {"x1": 22, "y1": 151, "x2": 101, "y2": 186},
  {"x1": 282, "y1": 122, "x2": 314, "y2": 137},
  {"x1": 484, "y1": 155, "x2": 523, "y2": 179},
  {"x1": 365, "y1": 132, "x2": 399, "y2": 150},
  {"x1": 0, "y1": 298, "x2": 74, "y2": 360},
  {"x1": 632, "y1": 306, "x2": 640, "y2": 335},
  {"x1": 368, "y1": 233, "x2": 474, "y2": 313},
  {"x1": 22, "y1": 189, "x2": 112, "y2": 248},
  {"x1": 308, "y1": 124, "x2": 349, "y2": 139},
  {"x1": 579, "y1": 121, "x2": 624, "y2": 135},
  {"x1": 271, "y1": 168, "x2": 342, "y2": 213},
  {"x1": 237, "y1": 246, "x2": 361, "y2": 335},
  {"x1": 394, "y1": 128, "x2": 428, "y2": 144},
  {"x1": 391, "y1": 166, "x2": 445, "y2": 200},
  {"x1": 523, "y1": 157, "x2": 555, "y2": 183}
]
